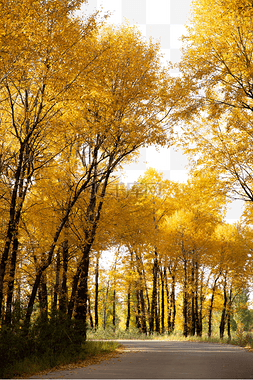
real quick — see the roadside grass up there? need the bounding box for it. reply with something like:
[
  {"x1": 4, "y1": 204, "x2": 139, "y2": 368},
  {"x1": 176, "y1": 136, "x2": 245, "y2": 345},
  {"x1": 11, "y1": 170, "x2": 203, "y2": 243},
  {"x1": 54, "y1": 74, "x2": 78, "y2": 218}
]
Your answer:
[
  {"x1": 87, "y1": 326, "x2": 253, "y2": 349},
  {"x1": 0, "y1": 314, "x2": 120, "y2": 379},
  {"x1": 1, "y1": 340, "x2": 119, "y2": 379},
  {"x1": 2, "y1": 321, "x2": 252, "y2": 378}
]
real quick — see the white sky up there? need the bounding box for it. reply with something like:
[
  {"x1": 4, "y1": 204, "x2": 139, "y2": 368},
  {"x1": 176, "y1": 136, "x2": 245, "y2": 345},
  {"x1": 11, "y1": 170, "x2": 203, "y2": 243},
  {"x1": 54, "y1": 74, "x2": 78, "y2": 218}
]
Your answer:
[{"x1": 81, "y1": 0, "x2": 245, "y2": 223}]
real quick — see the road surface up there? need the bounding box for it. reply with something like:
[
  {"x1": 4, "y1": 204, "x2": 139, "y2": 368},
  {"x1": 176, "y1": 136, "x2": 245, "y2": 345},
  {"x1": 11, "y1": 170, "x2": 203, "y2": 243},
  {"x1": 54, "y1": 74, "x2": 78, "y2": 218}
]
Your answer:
[{"x1": 30, "y1": 340, "x2": 253, "y2": 379}]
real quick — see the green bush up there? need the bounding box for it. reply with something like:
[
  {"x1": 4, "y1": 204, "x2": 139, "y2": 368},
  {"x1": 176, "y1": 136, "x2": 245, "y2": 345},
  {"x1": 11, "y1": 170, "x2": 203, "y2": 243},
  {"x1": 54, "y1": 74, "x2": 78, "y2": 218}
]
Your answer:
[
  {"x1": 0, "y1": 312, "x2": 86, "y2": 378},
  {"x1": 29, "y1": 312, "x2": 84, "y2": 354}
]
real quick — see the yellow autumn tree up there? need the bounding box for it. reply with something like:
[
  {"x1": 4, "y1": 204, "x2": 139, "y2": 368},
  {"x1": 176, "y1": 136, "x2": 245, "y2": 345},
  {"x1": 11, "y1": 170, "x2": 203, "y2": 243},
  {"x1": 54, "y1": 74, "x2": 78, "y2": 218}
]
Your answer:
[
  {"x1": 211, "y1": 223, "x2": 251, "y2": 339},
  {"x1": 2, "y1": 17, "x2": 175, "y2": 333},
  {"x1": 158, "y1": 169, "x2": 227, "y2": 337},
  {"x1": 0, "y1": 0, "x2": 110, "y2": 326},
  {"x1": 63, "y1": 23, "x2": 175, "y2": 338},
  {"x1": 172, "y1": 0, "x2": 253, "y2": 202}
]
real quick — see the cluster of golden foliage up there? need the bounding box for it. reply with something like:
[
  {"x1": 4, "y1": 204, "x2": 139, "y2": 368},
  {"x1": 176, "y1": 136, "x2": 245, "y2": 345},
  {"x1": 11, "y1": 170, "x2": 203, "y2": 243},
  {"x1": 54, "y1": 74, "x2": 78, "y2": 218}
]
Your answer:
[
  {"x1": 171, "y1": 0, "x2": 253, "y2": 203},
  {"x1": 0, "y1": 0, "x2": 175, "y2": 328},
  {"x1": 0, "y1": 0, "x2": 252, "y2": 338}
]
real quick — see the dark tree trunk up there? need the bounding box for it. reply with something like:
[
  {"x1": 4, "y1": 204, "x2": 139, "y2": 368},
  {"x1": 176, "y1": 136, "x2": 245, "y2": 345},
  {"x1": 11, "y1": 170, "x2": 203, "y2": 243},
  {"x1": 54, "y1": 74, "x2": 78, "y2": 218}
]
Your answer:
[
  {"x1": 59, "y1": 237, "x2": 69, "y2": 313},
  {"x1": 183, "y1": 258, "x2": 188, "y2": 337},
  {"x1": 68, "y1": 264, "x2": 82, "y2": 318},
  {"x1": 112, "y1": 289, "x2": 116, "y2": 329},
  {"x1": 39, "y1": 271, "x2": 48, "y2": 321},
  {"x1": 103, "y1": 280, "x2": 110, "y2": 330},
  {"x1": 191, "y1": 260, "x2": 195, "y2": 336},
  {"x1": 4, "y1": 236, "x2": 19, "y2": 325},
  {"x1": 165, "y1": 268, "x2": 172, "y2": 333},
  {"x1": 227, "y1": 287, "x2": 232, "y2": 340},
  {"x1": 219, "y1": 280, "x2": 227, "y2": 339},
  {"x1": 135, "y1": 289, "x2": 141, "y2": 330},
  {"x1": 155, "y1": 271, "x2": 160, "y2": 334},
  {"x1": 161, "y1": 268, "x2": 165, "y2": 334},
  {"x1": 143, "y1": 268, "x2": 150, "y2": 318},
  {"x1": 25, "y1": 271, "x2": 43, "y2": 329},
  {"x1": 126, "y1": 285, "x2": 131, "y2": 330},
  {"x1": 171, "y1": 274, "x2": 176, "y2": 332},
  {"x1": 197, "y1": 268, "x2": 203, "y2": 337},
  {"x1": 150, "y1": 251, "x2": 158, "y2": 334},
  {"x1": 135, "y1": 252, "x2": 147, "y2": 334},
  {"x1": 25, "y1": 196, "x2": 86, "y2": 330},
  {"x1": 0, "y1": 145, "x2": 25, "y2": 319},
  {"x1": 74, "y1": 245, "x2": 91, "y2": 339},
  {"x1": 195, "y1": 261, "x2": 200, "y2": 336},
  {"x1": 24, "y1": 155, "x2": 96, "y2": 331},
  {"x1": 142, "y1": 268, "x2": 150, "y2": 330},
  {"x1": 71, "y1": 162, "x2": 111, "y2": 339},
  {"x1": 208, "y1": 275, "x2": 219, "y2": 337},
  {"x1": 14, "y1": 274, "x2": 21, "y2": 323},
  {"x1": 53, "y1": 248, "x2": 61, "y2": 310},
  {"x1": 88, "y1": 294, "x2": 94, "y2": 329},
  {"x1": 94, "y1": 255, "x2": 99, "y2": 330},
  {"x1": 139, "y1": 288, "x2": 147, "y2": 334},
  {"x1": 167, "y1": 264, "x2": 176, "y2": 333},
  {"x1": 197, "y1": 292, "x2": 202, "y2": 337}
]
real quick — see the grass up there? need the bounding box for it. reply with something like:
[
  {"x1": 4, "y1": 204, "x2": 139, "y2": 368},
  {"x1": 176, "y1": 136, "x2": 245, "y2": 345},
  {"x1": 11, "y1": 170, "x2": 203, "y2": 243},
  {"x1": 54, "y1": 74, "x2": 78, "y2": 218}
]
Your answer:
[
  {"x1": 0, "y1": 314, "x2": 120, "y2": 379},
  {"x1": 87, "y1": 326, "x2": 253, "y2": 349},
  {"x1": 2, "y1": 340, "x2": 120, "y2": 379},
  {"x1": 2, "y1": 321, "x2": 252, "y2": 378}
]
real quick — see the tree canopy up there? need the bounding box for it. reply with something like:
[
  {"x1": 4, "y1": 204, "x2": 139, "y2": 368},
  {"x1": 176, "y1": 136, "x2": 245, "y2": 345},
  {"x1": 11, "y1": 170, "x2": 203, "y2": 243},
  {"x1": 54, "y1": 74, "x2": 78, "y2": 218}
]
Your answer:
[
  {"x1": 172, "y1": 0, "x2": 253, "y2": 202},
  {"x1": 0, "y1": 2, "x2": 252, "y2": 369}
]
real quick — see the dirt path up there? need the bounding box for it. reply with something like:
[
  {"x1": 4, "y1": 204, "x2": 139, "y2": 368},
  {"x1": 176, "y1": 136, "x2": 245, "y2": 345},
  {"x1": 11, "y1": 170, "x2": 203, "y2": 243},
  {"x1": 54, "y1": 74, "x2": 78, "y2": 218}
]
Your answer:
[{"x1": 29, "y1": 340, "x2": 253, "y2": 379}]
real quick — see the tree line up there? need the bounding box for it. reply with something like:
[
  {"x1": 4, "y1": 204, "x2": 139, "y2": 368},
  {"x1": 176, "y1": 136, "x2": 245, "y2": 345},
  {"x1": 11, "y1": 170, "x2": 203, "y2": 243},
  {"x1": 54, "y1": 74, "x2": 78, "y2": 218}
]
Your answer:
[
  {"x1": 0, "y1": 0, "x2": 173, "y2": 338},
  {"x1": 84, "y1": 170, "x2": 252, "y2": 339},
  {"x1": 0, "y1": 0, "x2": 253, "y2": 342}
]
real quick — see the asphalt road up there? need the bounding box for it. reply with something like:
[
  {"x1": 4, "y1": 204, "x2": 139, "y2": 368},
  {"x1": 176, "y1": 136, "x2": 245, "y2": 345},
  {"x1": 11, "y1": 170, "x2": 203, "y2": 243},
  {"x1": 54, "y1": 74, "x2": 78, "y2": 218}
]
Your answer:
[{"x1": 30, "y1": 340, "x2": 253, "y2": 379}]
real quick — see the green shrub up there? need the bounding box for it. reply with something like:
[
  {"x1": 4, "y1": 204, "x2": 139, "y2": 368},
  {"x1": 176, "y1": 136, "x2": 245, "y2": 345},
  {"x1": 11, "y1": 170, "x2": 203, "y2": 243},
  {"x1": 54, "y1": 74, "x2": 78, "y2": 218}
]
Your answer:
[{"x1": 0, "y1": 312, "x2": 86, "y2": 378}]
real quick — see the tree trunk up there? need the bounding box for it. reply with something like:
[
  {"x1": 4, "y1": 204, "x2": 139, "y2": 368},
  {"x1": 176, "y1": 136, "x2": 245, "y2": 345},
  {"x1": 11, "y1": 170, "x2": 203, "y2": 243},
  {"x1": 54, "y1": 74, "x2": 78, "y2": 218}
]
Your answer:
[
  {"x1": 150, "y1": 251, "x2": 158, "y2": 334},
  {"x1": 165, "y1": 268, "x2": 172, "y2": 333},
  {"x1": 59, "y1": 236, "x2": 69, "y2": 313},
  {"x1": 74, "y1": 245, "x2": 91, "y2": 339},
  {"x1": 68, "y1": 264, "x2": 82, "y2": 318},
  {"x1": 171, "y1": 274, "x2": 176, "y2": 332},
  {"x1": 155, "y1": 269, "x2": 160, "y2": 334},
  {"x1": 135, "y1": 289, "x2": 141, "y2": 330},
  {"x1": 161, "y1": 268, "x2": 165, "y2": 334},
  {"x1": 53, "y1": 248, "x2": 61, "y2": 310},
  {"x1": 141, "y1": 267, "x2": 150, "y2": 329},
  {"x1": 139, "y1": 288, "x2": 147, "y2": 334},
  {"x1": 219, "y1": 279, "x2": 227, "y2": 339},
  {"x1": 39, "y1": 271, "x2": 48, "y2": 321},
  {"x1": 143, "y1": 268, "x2": 150, "y2": 318},
  {"x1": 135, "y1": 251, "x2": 147, "y2": 334},
  {"x1": 112, "y1": 289, "x2": 116, "y2": 329},
  {"x1": 95, "y1": 255, "x2": 99, "y2": 330},
  {"x1": 197, "y1": 269, "x2": 203, "y2": 337},
  {"x1": 24, "y1": 156, "x2": 96, "y2": 330},
  {"x1": 191, "y1": 260, "x2": 195, "y2": 336},
  {"x1": 103, "y1": 279, "x2": 110, "y2": 330},
  {"x1": 4, "y1": 236, "x2": 19, "y2": 325},
  {"x1": 208, "y1": 274, "x2": 220, "y2": 337},
  {"x1": 88, "y1": 294, "x2": 94, "y2": 329},
  {"x1": 183, "y1": 258, "x2": 188, "y2": 337},
  {"x1": 0, "y1": 144, "x2": 25, "y2": 319},
  {"x1": 195, "y1": 261, "x2": 200, "y2": 336},
  {"x1": 71, "y1": 163, "x2": 111, "y2": 339},
  {"x1": 126, "y1": 285, "x2": 131, "y2": 330},
  {"x1": 14, "y1": 271, "x2": 21, "y2": 324},
  {"x1": 167, "y1": 264, "x2": 177, "y2": 333},
  {"x1": 227, "y1": 287, "x2": 232, "y2": 340}
]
